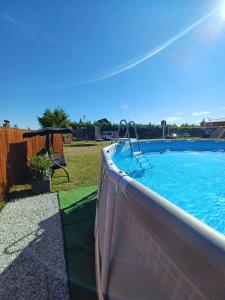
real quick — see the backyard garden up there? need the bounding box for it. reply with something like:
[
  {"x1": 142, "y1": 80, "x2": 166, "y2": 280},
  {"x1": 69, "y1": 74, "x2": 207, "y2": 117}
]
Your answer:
[{"x1": 0, "y1": 140, "x2": 110, "y2": 300}]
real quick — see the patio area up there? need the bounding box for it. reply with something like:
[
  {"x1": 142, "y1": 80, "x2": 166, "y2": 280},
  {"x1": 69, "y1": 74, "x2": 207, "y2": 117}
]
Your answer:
[
  {"x1": 0, "y1": 186, "x2": 98, "y2": 300},
  {"x1": 0, "y1": 193, "x2": 69, "y2": 299}
]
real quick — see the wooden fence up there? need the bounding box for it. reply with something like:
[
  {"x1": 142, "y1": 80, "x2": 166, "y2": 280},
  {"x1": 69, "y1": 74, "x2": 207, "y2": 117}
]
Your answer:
[{"x1": 0, "y1": 127, "x2": 63, "y2": 200}]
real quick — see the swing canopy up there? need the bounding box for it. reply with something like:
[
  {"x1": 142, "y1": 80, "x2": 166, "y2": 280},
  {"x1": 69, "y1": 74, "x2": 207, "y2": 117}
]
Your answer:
[
  {"x1": 23, "y1": 127, "x2": 72, "y2": 138},
  {"x1": 23, "y1": 127, "x2": 72, "y2": 182}
]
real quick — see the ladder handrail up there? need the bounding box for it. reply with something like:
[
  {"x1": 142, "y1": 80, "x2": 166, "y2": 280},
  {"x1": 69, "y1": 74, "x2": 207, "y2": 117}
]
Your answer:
[
  {"x1": 117, "y1": 119, "x2": 141, "y2": 155},
  {"x1": 117, "y1": 119, "x2": 129, "y2": 139},
  {"x1": 128, "y1": 121, "x2": 141, "y2": 153}
]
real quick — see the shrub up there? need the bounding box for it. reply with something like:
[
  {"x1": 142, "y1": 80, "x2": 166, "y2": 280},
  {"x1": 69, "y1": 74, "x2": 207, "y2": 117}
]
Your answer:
[{"x1": 30, "y1": 155, "x2": 52, "y2": 180}]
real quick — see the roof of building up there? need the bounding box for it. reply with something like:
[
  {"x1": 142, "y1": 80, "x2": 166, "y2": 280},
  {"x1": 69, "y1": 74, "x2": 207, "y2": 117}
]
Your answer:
[{"x1": 207, "y1": 118, "x2": 225, "y2": 123}]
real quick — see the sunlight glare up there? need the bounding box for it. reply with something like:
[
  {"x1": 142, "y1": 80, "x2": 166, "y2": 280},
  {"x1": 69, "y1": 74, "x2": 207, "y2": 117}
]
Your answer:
[{"x1": 220, "y1": 5, "x2": 225, "y2": 20}]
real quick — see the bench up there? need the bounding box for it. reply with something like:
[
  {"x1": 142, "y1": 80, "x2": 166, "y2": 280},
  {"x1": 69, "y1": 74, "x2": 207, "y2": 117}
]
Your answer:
[{"x1": 48, "y1": 152, "x2": 70, "y2": 182}]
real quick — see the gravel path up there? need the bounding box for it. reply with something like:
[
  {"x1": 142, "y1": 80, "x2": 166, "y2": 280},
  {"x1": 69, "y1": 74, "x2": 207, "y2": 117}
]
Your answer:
[{"x1": 0, "y1": 193, "x2": 70, "y2": 299}]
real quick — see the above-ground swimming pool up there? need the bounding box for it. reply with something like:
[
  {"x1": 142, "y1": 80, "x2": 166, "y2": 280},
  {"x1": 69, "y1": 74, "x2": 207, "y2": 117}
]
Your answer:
[
  {"x1": 95, "y1": 140, "x2": 225, "y2": 300},
  {"x1": 113, "y1": 140, "x2": 225, "y2": 234}
]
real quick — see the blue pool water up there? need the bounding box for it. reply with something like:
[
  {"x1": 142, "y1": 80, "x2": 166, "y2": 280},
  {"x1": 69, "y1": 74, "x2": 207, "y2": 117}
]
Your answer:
[{"x1": 113, "y1": 141, "x2": 225, "y2": 234}]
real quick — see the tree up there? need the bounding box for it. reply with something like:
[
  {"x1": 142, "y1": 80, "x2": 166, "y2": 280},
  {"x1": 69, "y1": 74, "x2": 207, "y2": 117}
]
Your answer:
[
  {"x1": 38, "y1": 107, "x2": 70, "y2": 128},
  {"x1": 53, "y1": 107, "x2": 70, "y2": 127},
  {"x1": 38, "y1": 109, "x2": 54, "y2": 127},
  {"x1": 200, "y1": 119, "x2": 206, "y2": 126},
  {"x1": 95, "y1": 118, "x2": 111, "y2": 126},
  {"x1": 3, "y1": 120, "x2": 10, "y2": 127},
  {"x1": 94, "y1": 118, "x2": 112, "y2": 131}
]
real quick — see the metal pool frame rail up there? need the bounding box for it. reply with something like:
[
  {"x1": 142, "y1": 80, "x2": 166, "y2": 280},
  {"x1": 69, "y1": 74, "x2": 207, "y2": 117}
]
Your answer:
[{"x1": 95, "y1": 142, "x2": 225, "y2": 300}]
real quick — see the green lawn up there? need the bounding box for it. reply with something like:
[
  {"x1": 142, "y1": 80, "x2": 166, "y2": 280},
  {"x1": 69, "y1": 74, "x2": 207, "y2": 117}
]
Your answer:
[{"x1": 52, "y1": 141, "x2": 110, "y2": 191}]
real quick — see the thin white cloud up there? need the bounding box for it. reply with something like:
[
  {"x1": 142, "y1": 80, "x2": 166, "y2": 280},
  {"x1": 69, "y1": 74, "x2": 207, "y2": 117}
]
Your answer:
[
  {"x1": 2, "y1": 6, "x2": 220, "y2": 91},
  {"x1": 63, "y1": 6, "x2": 220, "y2": 87},
  {"x1": 192, "y1": 111, "x2": 211, "y2": 116},
  {"x1": 0, "y1": 13, "x2": 15, "y2": 24},
  {"x1": 166, "y1": 117, "x2": 181, "y2": 122}
]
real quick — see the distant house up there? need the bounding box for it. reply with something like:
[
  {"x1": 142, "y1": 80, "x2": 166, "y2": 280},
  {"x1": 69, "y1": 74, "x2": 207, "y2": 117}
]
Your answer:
[
  {"x1": 62, "y1": 127, "x2": 73, "y2": 144},
  {"x1": 93, "y1": 126, "x2": 101, "y2": 140},
  {"x1": 102, "y1": 131, "x2": 118, "y2": 141},
  {"x1": 62, "y1": 133, "x2": 72, "y2": 144},
  {"x1": 102, "y1": 131, "x2": 113, "y2": 140},
  {"x1": 206, "y1": 118, "x2": 225, "y2": 127}
]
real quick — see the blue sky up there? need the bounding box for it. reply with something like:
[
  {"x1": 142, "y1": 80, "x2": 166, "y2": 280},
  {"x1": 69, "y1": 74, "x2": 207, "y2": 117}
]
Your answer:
[{"x1": 1, "y1": 0, "x2": 225, "y2": 128}]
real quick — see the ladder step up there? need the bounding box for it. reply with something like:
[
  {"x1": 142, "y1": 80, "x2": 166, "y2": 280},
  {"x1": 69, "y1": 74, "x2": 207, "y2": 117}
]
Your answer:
[{"x1": 133, "y1": 151, "x2": 142, "y2": 156}]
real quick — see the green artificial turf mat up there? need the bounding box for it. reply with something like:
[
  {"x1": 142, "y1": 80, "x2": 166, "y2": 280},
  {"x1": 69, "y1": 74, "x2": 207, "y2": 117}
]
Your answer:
[{"x1": 59, "y1": 186, "x2": 98, "y2": 300}]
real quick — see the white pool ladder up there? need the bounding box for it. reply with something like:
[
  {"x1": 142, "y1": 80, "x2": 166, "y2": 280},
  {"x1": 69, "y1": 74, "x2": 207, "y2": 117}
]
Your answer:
[{"x1": 117, "y1": 119, "x2": 141, "y2": 156}]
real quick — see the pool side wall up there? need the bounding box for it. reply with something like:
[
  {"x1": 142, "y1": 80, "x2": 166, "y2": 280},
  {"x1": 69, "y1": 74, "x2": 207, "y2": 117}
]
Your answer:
[{"x1": 95, "y1": 141, "x2": 225, "y2": 300}]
